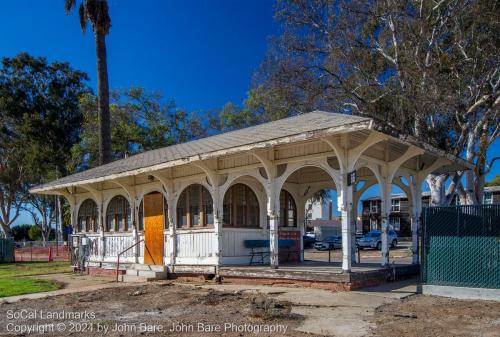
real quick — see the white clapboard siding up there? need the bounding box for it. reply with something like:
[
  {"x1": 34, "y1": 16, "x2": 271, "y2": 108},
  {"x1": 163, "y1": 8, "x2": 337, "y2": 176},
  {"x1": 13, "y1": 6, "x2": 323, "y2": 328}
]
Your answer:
[
  {"x1": 104, "y1": 235, "x2": 134, "y2": 258},
  {"x1": 221, "y1": 229, "x2": 268, "y2": 257},
  {"x1": 176, "y1": 231, "x2": 216, "y2": 265},
  {"x1": 220, "y1": 228, "x2": 269, "y2": 265},
  {"x1": 86, "y1": 235, "x2": 101, "y2": 260},
  {"x1": 164, "y1": 233, "x2": 170, "y2": 258}
]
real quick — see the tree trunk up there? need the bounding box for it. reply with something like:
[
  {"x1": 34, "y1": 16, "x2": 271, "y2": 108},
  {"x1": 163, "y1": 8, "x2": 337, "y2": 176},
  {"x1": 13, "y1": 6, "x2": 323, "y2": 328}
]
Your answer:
[
  {"x1": 0, "y1": 225, "x2": 12, "y2": 239},
  {"x1": 95, "y1": 31, "x2": 112, "y2": 165},
  {"x1": 41, "y1": 208, "x2": 48, "y2": 247},
  {"x1": 426, "y1": 174, "x2": 447, "y2": 206}
]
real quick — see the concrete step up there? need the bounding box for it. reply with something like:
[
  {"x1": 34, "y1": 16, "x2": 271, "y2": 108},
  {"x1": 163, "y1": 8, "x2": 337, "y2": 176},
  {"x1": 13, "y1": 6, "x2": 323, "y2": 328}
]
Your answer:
[
  {"x1": 138, "y1": 270, "x2": 168, "y2": 279},
  {"x1": 125, "y1": 269, "x2": 168, "y2": 278},
  {"x1": 121, "y1": 264, "x2": 169, "y2": 282},
  {"x1": 120, "y1": 275, "x2": 150, "y2": 283},
  {"x1": 131, "y1": 264, "x2": 167, "y2": 272}
]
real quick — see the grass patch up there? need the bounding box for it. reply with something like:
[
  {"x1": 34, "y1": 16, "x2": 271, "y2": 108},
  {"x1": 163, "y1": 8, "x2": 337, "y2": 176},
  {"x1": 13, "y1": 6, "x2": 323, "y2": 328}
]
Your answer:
[
  {"x1": 0, "y1": 261, "x2": 71, "y2": 277},
  {"x1": 0, "y1": 278, "x2": 61, "y2": 297}
]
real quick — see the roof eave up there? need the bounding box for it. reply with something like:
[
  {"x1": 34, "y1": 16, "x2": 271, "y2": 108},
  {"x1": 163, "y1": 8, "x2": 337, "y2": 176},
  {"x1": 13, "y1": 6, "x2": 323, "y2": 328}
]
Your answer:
[
  {"x1": 30, "y1": 119, "x2": 372, "y2": 194},
  {"x1": 371, "y1": 122, "x2": 475, "y2": 172}
]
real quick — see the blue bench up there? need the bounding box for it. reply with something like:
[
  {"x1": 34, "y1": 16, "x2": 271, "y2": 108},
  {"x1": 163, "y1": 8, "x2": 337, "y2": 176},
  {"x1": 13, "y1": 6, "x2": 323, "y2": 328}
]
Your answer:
[{"x1": 244, "y1": 239, "x2": 295, "y2": 265}]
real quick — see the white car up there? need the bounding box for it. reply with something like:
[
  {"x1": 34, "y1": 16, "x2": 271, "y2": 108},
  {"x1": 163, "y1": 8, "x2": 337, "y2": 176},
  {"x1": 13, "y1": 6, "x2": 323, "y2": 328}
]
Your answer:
[{"x1": 313, "y1": 236, "x2": 342, "y2": 250}]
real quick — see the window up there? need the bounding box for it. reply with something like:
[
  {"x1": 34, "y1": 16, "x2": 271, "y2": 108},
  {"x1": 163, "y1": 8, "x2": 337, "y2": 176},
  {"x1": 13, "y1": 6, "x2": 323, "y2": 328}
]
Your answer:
[
  {"x1": 484, "y1": 192, "x2": 493, "y2": 205},
  {"x1": 106, "y1": 196, "x2": 132, "y2": 232},
  {"x1": 77, "y1": 199, "x2": 98, "y2": 232},
  {"x1": 389, "y1": 217, "x2": 401, "y2": 231},
  {"x1": 138, "y1": 193, "x2": 169, "y2": 231},
  {"x1": 280, "y1": 190, "x2": 297, "y2": 227},
  {"x1": 223, "y1": 184, "x2": 260, "y2": 228},
  {"x1": 370, "y1": 217, "x2": 379, "y2": 230},
  {"x1": 391, "y1": 199, "x2": 401, "y2": 212},
  {"x1": 176, "y1": 184, "x2": 213, "y2": 229},
  {"x1": 370, "y1": 200, "x2": 379, "y2": 213}
]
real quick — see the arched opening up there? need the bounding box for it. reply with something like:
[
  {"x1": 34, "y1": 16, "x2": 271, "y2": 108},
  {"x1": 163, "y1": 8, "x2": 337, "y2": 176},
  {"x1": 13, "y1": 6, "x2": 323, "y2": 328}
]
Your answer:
[
  {"x1": 277, "y1": 165, "x2": 339, "y2": 264},
  {"x1": 77, "y1": 199, "x2": 98, "y2": 232},
  {"x1": 355, "y1": 176, "x2": 409, "y2": 255},
  {"x1": 176, "y1": 184, "x2": 213, "y2": 229},
  {"x1": 138, "y1": 192, "x2": 169, "y2": 231},
  {"x1": 304, "y1": 188, "x2": 338, "y2": 237},
  {"x1": 223, "y1": 183, "x2": 260, "y2": 228},
  {"x1": 105, "y1": 195, "x2": 132, "y2": 232}
]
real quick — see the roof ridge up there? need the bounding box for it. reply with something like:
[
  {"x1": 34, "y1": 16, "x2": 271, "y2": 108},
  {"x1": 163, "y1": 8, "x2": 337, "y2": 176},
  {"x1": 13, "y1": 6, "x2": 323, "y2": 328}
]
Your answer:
[{"x1": 79, "y1": 111, "x2": 364, "y2": 169}]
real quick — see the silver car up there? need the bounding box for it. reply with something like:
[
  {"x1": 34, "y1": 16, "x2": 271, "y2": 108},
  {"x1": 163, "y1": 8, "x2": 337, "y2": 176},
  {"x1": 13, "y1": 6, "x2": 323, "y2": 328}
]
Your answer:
[
  {"x1": 356, "y1": 230, "x2": 398, "y2": 250},
  {"x1": 314, "y1": 235, "x2": 342, "y2": 250}
]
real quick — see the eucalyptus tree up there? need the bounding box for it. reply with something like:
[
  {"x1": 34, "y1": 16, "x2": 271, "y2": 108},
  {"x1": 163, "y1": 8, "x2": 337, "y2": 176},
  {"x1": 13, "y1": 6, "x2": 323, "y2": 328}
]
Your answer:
[
  {"x1": 65, "y1": 0, "x2": 112, "y2": 165},
  {"x1": 254, "y1": 0, "x2": 499, "y2": 205}
]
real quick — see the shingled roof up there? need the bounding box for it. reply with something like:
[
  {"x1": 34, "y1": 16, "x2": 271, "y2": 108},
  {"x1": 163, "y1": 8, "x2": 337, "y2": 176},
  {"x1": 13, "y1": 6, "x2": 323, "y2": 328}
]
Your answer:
[{"x1": 30, "y1": 111, "x2": 473, "y2": 193}]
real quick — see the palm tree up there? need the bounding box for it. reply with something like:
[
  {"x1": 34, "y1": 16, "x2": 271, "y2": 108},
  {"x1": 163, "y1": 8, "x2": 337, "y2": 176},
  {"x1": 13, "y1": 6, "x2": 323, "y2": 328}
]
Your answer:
[{"x1": 65, "y1": 0, "x2": 112, "y2": 165}]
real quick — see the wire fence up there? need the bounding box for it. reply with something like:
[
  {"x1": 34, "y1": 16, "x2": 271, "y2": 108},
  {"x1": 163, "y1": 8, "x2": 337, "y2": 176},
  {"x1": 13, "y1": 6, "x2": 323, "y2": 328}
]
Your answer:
[
  {"x1": 14, "y1": 241, "x2": 70, "y2": 262},
  {"x1": 422, "y1": 205, "x2": 500, "y2": 289}
]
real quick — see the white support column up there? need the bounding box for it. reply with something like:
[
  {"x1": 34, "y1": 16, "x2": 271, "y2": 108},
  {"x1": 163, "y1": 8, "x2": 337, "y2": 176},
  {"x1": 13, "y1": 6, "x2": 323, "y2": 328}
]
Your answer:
[
  {"x1": 269, "y1": 212, "x2": 279, "y2": 269},
  {"x1": 351, "y1": 204, "x2": 358, "y2": 264},
  {"x1": 211, "y1": 176, "x2": 222, "y2": 267},
  {"x1": 132, "y1": 198, "x2": 139, "y2": 264},
  {"x1": 167, "y1": 200, "x2": 176, "y2": 266},
  {"x1": 70, "y1": 204, "x2": 78, "y2": 233},
  {"x1": 410, "y1": 176, "x2": 422, "y2": 264},
  {"x1": 98, "y1": 204, "x2": 105, "y2": 261},
  {"x1": 380, "y1": 178, "x2": 391, "y2": 267},
  {"x1": 297, "y1": 196, "x2": 306, "y2": 262},
  {"x1": 339, "y1": 176, "x2": 353, "y2": 272}
]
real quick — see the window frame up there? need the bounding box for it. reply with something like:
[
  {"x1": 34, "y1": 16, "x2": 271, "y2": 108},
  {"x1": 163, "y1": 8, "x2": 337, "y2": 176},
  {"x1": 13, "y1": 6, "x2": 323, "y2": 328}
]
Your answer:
[
  {"x1": 222, "y1": 184, "x2": 260, "y2": 228},
  {"x1": 176, "y1": 184, "x2": 214, "y2": 229},
  {"x1": 77, "y1": 199, "x2": 98, "y2": 233},
  {"x1": 105, "y1": 195, "x2": 132, "y2": 232},
  {"x1": 391, "y1": 199, "x2": 401, "y2": 212}
]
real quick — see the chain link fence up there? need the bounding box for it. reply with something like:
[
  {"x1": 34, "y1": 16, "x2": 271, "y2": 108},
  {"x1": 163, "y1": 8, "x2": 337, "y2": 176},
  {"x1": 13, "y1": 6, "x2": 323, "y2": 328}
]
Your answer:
[{"x1": 422, "y1": 205, "x2": 500, "y2": 289}]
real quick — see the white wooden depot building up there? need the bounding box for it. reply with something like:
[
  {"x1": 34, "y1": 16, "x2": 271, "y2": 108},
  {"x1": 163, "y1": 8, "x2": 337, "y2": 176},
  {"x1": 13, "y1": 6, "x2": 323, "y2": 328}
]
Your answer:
[{"x1": 30, "y1": 111, "x2": 472, "y2": 274}]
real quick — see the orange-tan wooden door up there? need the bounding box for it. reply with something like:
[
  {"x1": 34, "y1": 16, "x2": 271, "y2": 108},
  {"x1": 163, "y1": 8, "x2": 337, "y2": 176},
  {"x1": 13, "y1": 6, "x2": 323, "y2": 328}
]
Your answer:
[{"x1": 144, "y1": 192, "x2": 164, "y2": 265}]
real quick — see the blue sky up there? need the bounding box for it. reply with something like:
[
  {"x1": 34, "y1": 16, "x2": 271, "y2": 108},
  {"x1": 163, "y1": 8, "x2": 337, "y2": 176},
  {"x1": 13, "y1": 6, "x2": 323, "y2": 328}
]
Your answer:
[
  {"x1": 0, "y1": 0, "x2": 277, "y2": 112},
  {"x1": 1, "y1": 0, "x2": 498, "y2": 225}
]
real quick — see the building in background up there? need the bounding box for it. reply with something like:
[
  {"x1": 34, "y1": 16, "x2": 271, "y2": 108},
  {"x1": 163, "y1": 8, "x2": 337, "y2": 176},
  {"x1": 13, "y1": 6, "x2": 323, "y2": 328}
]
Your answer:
[
  {"x1": 305, "y1": 199, "x2": 342, "y2": 240},
  {"x1": 484, "y1": 186, "x2": 500, "y2": 204},
  {"x1": 360, "y1": 185, "x2": 500, "y2": 238},
  {"x1": 360, "y1": 194, "x2": 411, "y2": 237}
]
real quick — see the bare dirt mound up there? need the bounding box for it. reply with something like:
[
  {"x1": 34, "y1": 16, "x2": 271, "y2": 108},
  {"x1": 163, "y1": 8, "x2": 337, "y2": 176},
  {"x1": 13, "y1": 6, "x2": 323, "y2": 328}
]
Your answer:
[
  {"x1": 0, "y1": 282, "x2": 309, "y2": 336},
  {"x1": 370, "y1": 294, "x2": 500, "y2": 337}
]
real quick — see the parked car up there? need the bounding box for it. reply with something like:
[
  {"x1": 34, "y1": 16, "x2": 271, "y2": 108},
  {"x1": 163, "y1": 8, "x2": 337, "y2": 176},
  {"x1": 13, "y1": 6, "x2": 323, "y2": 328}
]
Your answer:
[
  {"x1": 303, "y1": 235, "x2": 316, "y2": 248},
  {"x1": 314, "y1": 235, "x2": 342, "y2": 250},
  {"x1": 305, "y1": 231, "x2": 315, "y2": 238},
  {"x1": 356, "y1": 230, "x2": 398, "y2": 250},
  {"x1": 355, "y1": 229, "x2": 364, "y2": 239}
]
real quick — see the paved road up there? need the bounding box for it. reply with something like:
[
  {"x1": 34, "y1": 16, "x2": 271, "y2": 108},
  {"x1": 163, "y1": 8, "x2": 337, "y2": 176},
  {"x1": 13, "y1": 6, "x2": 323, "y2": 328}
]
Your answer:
[{"x1": 304, "y1": 240, "x2": 413, "y2": 265}]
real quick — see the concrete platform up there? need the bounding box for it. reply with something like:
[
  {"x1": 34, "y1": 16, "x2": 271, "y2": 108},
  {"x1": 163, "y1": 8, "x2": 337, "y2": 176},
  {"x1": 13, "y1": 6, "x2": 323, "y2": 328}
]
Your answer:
[
  {"x1": 218, "y1": 261, "x2": 419, "y2": 290},
  {"x1": 420, "y1": 284, "x2": 500, "y2": 301}
]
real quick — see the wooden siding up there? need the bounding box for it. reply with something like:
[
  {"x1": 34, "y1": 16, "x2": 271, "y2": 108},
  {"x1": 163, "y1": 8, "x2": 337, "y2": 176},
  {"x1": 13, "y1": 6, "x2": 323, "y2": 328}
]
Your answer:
[
  {"x1": 176, "y1": 231, "x2": 214, "y2": 261},
  {"x1": 104, "y1": 235, "x2": 134, "y2": 258}
]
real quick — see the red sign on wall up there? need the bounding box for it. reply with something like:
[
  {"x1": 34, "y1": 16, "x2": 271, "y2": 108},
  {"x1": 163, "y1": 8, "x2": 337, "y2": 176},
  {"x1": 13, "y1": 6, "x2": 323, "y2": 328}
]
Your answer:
[{"x1": 278, "y1": 230, "x2": 301, "y2": 263}]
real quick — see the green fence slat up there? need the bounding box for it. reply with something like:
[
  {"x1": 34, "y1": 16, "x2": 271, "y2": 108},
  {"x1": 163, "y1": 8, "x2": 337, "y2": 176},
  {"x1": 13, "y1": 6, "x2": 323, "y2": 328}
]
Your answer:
[{"x1": 422, "y1": 205, "x2": 500, "y2": 289}]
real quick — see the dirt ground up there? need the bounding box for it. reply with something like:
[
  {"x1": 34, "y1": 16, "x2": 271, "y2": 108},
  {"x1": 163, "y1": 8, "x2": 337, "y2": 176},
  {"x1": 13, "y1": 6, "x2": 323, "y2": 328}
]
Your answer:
[
  {"x1": 0, "y1": 282, "x2": 309, "y2": 337},
  {"x1": 1, "y1": 277, "x2": 499, "y2": 337},
  {"x1": 370, "y1": 294, "x2": 500, "y2": 337}
]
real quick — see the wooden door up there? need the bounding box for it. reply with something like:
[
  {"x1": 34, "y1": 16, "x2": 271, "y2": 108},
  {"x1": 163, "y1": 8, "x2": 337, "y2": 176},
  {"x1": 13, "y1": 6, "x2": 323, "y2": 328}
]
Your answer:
[{"x1": 144, "y1": 193, "x2": 164, "y2": 265}]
